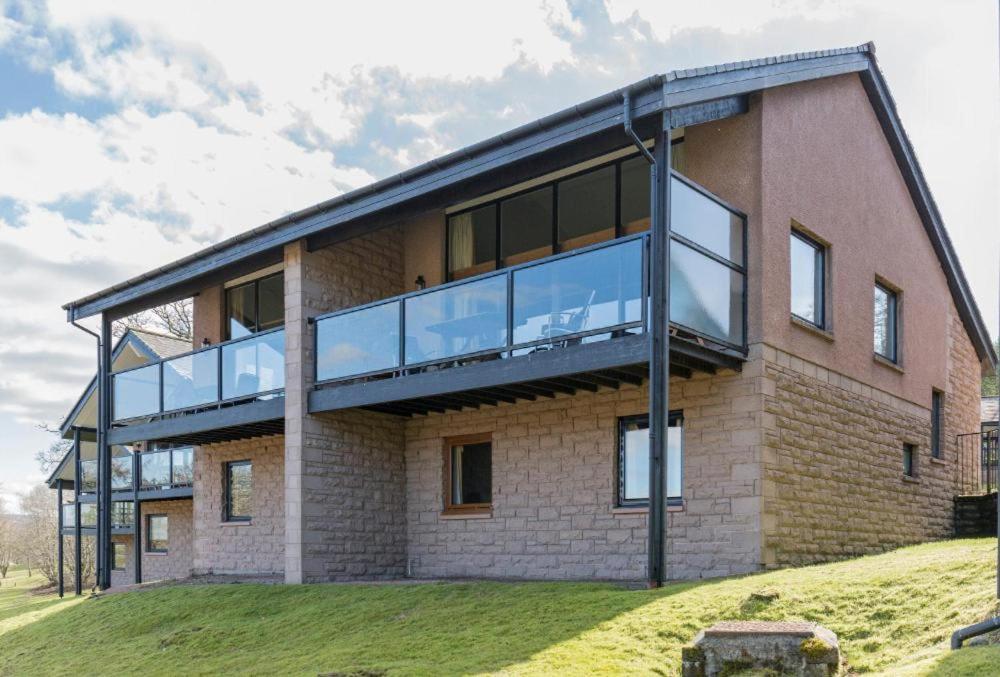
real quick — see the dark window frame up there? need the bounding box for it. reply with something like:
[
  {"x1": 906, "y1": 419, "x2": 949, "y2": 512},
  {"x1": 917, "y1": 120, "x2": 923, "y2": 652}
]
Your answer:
[
  {"x1": 445, "y1": 141, "x2": 684, "y2": 282},
  {"x1": 112, "y1": 542, "x2": 127, "y2": 571},
  {"x1": 442, "y1": 433, "x2": 493, "y2": 515},
  {"x1": 617, "y1": 411, "x2": 684, "y2": 508},
  {"x1": 224, "y1": 460, "x2": 253, "y2": 522},
  {"x1": 224, "y1": 271, "x2": 284, "y2": 340},
  {"x1": 790, "y1": 229, "x2": 826, "y2": 328},
  {"x1": 874, "y1": 281, "x2": 899, "y2": 363},
  {"x1": 903, "y1": 443, "x2": 917, "y2": 477},
  {"x1": 931, "y1": 390, "x2": 944, "y2": 459},
  {"x1": 146, "y1": 514, "x2": 168, "y2": 553}
]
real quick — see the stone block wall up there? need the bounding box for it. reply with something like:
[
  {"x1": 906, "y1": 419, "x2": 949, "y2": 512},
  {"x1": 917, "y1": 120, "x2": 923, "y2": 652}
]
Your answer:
[
  {"x1": 404, "y1": 370, "x2": 763, "y2": 581},
  {"x1": 193, "y1": 434, "x2": 285, "y2": 575},
  {"x1": 110, "y1": 499, "x2": 194, "y2": 584},
  {"x1": 284, "y1": 227, "x2": 407, "y2": 582},
  {"x1": 759, "y1": 331, "x2": 979, "y2": 567}
]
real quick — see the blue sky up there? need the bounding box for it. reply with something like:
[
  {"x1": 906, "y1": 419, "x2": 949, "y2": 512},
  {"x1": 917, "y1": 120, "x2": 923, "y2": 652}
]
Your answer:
[{"x1": 0, "y1": 0, "x2": 997, "y2": 509}]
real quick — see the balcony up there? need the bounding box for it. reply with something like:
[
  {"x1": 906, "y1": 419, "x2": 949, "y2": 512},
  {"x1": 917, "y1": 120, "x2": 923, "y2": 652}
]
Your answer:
[
  {"x1": 107, "y1": 329, "x2": 286, "y2": 446},
  {"x1": 311, "y1": 172, "x2": 746, "y2": 415}
]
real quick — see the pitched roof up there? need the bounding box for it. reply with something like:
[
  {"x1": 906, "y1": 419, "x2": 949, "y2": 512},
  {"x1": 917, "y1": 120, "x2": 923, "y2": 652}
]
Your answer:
[
  {"x1": 129, "y1": 328, "x2": 191, "y2": 360},
  {"x1": 60, "y1": 43, "x2": 995, "y2": 370}
]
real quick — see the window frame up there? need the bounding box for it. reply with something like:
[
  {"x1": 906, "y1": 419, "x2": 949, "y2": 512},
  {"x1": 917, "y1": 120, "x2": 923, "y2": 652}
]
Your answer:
[
  {"x1": 224, "y1": 271, "x2": 284, "y2": 340},
  {"x1": 224, "y1": 459, "x2": 253, "y2": 523},
  {"x1": 931, "y1": 390, "x2": 944, "y2": 460},
  {"x1": 903, "y1": 443, "x2": 917, "y2": 478},
  {"x1": 617, "y1": 411, "x2": 684, "y2": 509},
  {"x1": 442, "y1": 433, "x2": 493, "y2": 515},
  {"x1": 112, "y1": 542, "x2": 127, "y2": 571},
  {"x1": 146, "y1": 514, "x2": 168, "y2": 554},
  {"x1": 445, "y1": 141, "x2": 685, "y2": 281},
  {"x1": 789, "y1": 229, "x2": 827, "y2": 329},
  {"x1": 874, "y1": 281, "x2": 899, "y2": 363}
]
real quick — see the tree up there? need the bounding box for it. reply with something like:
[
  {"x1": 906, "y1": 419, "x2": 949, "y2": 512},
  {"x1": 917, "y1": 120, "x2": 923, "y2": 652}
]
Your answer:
[
  {"x1": 17, "y1": 486, "x2": 59, "y2": 585},
  {"x1": 113, "y1": 298, "x2": 193, "y2": 341},
  {"x1": 35, "y1": 434, "x2": 71, "y2": 475},
  {"x1": 984, "y1": 340, "x2": 1000, "y2": 398},
  {"x1": 0, "y1": 514, "x2": 13, "y2": 578}
]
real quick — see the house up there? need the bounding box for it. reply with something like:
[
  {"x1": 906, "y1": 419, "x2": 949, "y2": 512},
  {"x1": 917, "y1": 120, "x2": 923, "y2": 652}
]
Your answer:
[{"x1": 49, "y1": 43, "x2": 996, "y2": 593}]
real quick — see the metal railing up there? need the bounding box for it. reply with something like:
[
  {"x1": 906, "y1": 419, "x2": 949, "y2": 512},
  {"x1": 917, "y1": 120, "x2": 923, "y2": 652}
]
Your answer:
[
  {"x1": 958, "y1": 429, "x2": 999, "y2": 495},
  {"x1": 314, "y1": 173, "x2": 747, "y2": 384},
  {"x1": 111, "y1": 327, "x2": 285, "y2": 422}
]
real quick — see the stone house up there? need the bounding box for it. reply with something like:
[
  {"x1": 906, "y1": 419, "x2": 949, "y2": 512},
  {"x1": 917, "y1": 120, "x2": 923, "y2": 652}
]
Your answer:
[{"x1": 48, "y1": 44, "x2": 996, "y2": 592}]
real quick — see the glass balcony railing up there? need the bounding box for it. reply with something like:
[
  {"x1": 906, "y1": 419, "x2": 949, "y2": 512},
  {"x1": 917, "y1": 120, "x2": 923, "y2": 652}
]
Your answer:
[
  {"x1": 61, "y1": 503, "x2": 75, "y2": 528},
  {"x1": 139, "y1": 447, "x2": 194, "y2": 491},
  {"x1": 79, "y1": 458, "x2": 98, "y2": 493},
  {"x1": 80, "y1": 503, "x2": 97, "y2": 529},
  {"x1": 111, "y1": 501, "x2": 134, "y2": 529},
  {"x1": 112, "y1": 328, "x2": 285, "y2": 422},
  {"x1": 314, "y1": 172, "x2": 746, "y2": 383}
]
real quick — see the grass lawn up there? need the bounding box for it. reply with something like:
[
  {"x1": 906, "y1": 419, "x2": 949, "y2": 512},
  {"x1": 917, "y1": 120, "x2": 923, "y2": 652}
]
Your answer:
[{"x1": 0, "y1": 539, "x2": 997, "y2": 676}]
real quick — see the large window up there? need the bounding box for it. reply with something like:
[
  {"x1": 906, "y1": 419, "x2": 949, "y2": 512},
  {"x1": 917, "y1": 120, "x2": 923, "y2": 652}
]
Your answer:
[
  {"x1": 225, "y1": 460, "x2": 253, "y2": 522},
  {"x1": 446, "y1": 146, "x2": 684, "y2": 280},
  {"x1": 790, "y1": 230, "x2": 826, "y2": 328},
  {"x1": 225, "y1": 272, "x2": 284, "y2": 339},
  {"x1": 146, "y1": 515, "x2": 168, "y2": 553},
  {"x1": 112, "y1": 542, "x2": 127, "y2": 571},
  {"x1": 931, "y1": 390, "x2": 944, "y2": 460},
  {"x1": 618, "y1": 412, "x2": 683, "y2": 507},
  {"x1": 874, "y1": 282, "x2": 899, "y2": 362},
  {"x1": 444, "y1": 434, "x2": 492, "y2": 514}
]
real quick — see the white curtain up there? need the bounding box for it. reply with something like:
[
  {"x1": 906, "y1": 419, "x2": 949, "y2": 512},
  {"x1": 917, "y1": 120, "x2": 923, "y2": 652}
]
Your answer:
[{"x1": 449, "y1": 213, "x2": 474, "y2": 271}]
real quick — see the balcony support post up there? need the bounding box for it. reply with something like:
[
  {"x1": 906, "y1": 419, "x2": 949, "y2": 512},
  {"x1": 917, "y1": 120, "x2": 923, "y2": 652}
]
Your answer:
[
  {"x1": 73, "y1": 428, "x2": 82, "y2": 596},
  {"x1": 97, "y1": 314, "x2": 113, "y2": 590},
  {"x1": 648, "y1": 108, "x2": 672, "y2": 589},
  {"x1": 133, "y1": 450, "x2": 142, "y2": 585},
  {"x1": 56, "y1": 479, "x2": 64, "y2": 598}
]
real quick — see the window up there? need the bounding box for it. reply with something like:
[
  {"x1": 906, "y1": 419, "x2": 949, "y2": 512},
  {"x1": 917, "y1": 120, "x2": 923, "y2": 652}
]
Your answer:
[
  {"x1": 790, "y1": 230, "x2": 825, "y2": 327},
  {"x1": 618, "y1": 412, "x2": 684, "y2": 507},
  {"x1": 146, "y1": 515, "x2": 168, "y2": 553},
  {"x1": 225, "y1": 272, "x2": 284, "y2": 339},
  {"x1": 225, "y1": 461, "x2": 253, "y2": 522},
  {"x1": 445, "y1": 143, "x2": 687, "y2": 280},
  {"x1": 874, "y1": 283, "x2": 898, "y2": 362},
  {"x1": 444, "y1": 434, "x2": 492, "y2": 513},
  {"x1": 111, "y1": 501, "x2": 134, "y2": 529},
  {"x1": 79, "y1": 502, "x2": 97, "y2": 528},
  {"x1": 931, "y1": 390, "x2": 944, "y2": 459},
  {"x1": 903, "y1": 443, "x2": 916, "y2": 477},
  {"x1": 112, "y1": 542, "x2": 127, "y2": 571}
]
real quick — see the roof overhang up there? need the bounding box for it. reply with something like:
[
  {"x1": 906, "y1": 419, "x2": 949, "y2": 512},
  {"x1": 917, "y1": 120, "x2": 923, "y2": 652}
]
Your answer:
[{"x1": 61, "y1": 43, "x2": 996, "y2": 370}]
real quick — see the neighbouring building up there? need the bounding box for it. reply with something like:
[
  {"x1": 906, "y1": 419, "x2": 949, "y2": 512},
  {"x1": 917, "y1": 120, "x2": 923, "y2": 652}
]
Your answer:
[{"x1": 47, "y1": 43, "x2": 996, "y2": 593}]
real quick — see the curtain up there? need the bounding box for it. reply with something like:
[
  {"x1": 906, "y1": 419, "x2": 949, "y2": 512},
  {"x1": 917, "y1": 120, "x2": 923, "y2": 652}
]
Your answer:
[{"x1": 449, "y1": 213, "x2": 474, "y2": 272}]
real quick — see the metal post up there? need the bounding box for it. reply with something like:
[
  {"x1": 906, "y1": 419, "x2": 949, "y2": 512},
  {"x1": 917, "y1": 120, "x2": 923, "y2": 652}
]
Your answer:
[
  {"x1": 56, "y1": 480, "x2": 64, "y2": 598},
  {"x1": 97, "y1": 315, "x2": 113, "y2": 590},
  {"x1": 133, "y1": 448, "x2": 141, "y2": 584},
  {"x1": 73, "y1": 428, "x2": 82, "y2": 596},
  {"x1": 647, "y1": 112, "x2": 672, "y2": 587}
]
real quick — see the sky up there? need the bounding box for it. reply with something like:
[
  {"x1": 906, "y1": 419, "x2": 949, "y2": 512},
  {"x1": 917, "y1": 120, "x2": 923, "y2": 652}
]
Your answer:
[{"x1": 0, "y1": 0, "x2": 997, "y2": 510}]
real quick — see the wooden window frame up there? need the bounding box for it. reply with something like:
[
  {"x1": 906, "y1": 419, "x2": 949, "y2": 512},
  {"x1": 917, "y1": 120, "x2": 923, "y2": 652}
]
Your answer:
[{"x1": 442, "y1": 433, "x2": 493, "y2": 516}]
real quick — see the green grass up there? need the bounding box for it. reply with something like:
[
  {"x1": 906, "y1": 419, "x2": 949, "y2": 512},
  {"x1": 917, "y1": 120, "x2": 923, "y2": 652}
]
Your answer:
[{"x1": 0, "y1": 539, "x2": 997, "y2": 676}]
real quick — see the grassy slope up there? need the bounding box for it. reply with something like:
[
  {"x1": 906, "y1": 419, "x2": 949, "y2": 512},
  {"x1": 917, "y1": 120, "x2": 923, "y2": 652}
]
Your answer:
[{"x1": 0, "y1": 539, "x2": 996, "y2": 676}]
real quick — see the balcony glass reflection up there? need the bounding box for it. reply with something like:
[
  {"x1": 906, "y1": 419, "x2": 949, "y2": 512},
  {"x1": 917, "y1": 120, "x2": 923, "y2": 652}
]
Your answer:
[
  {"x1": 405, "y1": 277, "x2": 508, "y2": 365},
  {"x1": 316, "y1": 302, "x2": 400, "y2": 381}
]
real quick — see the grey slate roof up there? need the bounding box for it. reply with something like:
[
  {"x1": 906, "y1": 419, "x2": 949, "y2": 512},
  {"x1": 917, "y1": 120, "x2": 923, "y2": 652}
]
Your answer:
[
  {"x1": 130, "y1": 328, "x2": 191, "y2": 360},
  {"x1": 666, "y1": 44, "x2": 874, "y2": 81}
]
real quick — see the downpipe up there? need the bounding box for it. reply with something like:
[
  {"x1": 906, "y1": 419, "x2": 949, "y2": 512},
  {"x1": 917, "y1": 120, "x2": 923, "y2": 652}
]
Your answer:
[{"x1": 951, "y1": 616, "x2": 1000, "y2": 649}]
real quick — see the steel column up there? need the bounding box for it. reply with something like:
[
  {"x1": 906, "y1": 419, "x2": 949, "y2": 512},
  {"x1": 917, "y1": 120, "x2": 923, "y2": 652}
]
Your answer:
[
  {"x1": 133, "y1": 449, "x2": 142, "y2": 584},
  {"x1": 647, "y1": 111, "x2": 672, "y2": 588},
  {"x1": 56, "y1": 480, "x2": 64, "y2": 598},
  {"x1": 73, "y1": 428, "x2": 82, "y2": 596},
  {"x1": 97, "y1": 315, "x2": 113, "y2": 590}
]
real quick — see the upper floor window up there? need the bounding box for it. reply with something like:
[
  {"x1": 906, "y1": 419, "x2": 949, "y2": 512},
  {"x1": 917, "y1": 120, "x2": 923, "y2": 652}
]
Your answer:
[
  {"x1": 618, "y1": 412, "x2": 683, "y2": 508},
  {"x1": 874, "y1": 282, "x2": 898, "y2": 362},
  {"x1": 443, "y1": 434, "x2": 492, "y2": 514},
  {"x1": 225, "y1": 272, "x2": 284, "y2": 340},
  {"x1": 931, "y1": 390, "x2": 944, "y2": 459},
  {"x1": 225, "y1": 460, "x2": 253, "y2": 522},
  {"x1": 445, "y1": 142, "x2": 684, "y2": 281},
  {"x1": 790, "y1": 230, "x2": 826, "y2": 328}
]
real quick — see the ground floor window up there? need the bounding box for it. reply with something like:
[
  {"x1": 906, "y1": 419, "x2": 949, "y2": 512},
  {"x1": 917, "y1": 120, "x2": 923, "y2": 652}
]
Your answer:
[
  {"x1": 903, "y1": 443, "x2": 916, "y2": 477},
  {"x1": 225, "y1": 460, "x2": 253, "y2": 522},
  {"x1": 146, "y1": 514, "x2": 168, "y2": 553},
  {"x1": 112, "y1": 542, "x2": 127, "y2": 571},
  {"x1": 443, "y1": 433, "x2": 492, "y2": 514},
  {"x1": 618, "y1": 412, "x2": 683, "y2": 507}
]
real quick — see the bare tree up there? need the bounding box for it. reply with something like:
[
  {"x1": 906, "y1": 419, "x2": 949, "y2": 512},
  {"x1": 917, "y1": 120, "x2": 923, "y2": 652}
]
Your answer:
[
  {"x1": 17, "y1": 486, "x2": 59, "y2": 585},
  {"x1": 35, "y1": 435, "x2": 71, "y2": 475},
  {"x1": 0, "y1": 514, "x2": 13, "y2": 578},
  {"x1": 113, "y1": 298, "x2": 193, "y2": 341}
]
